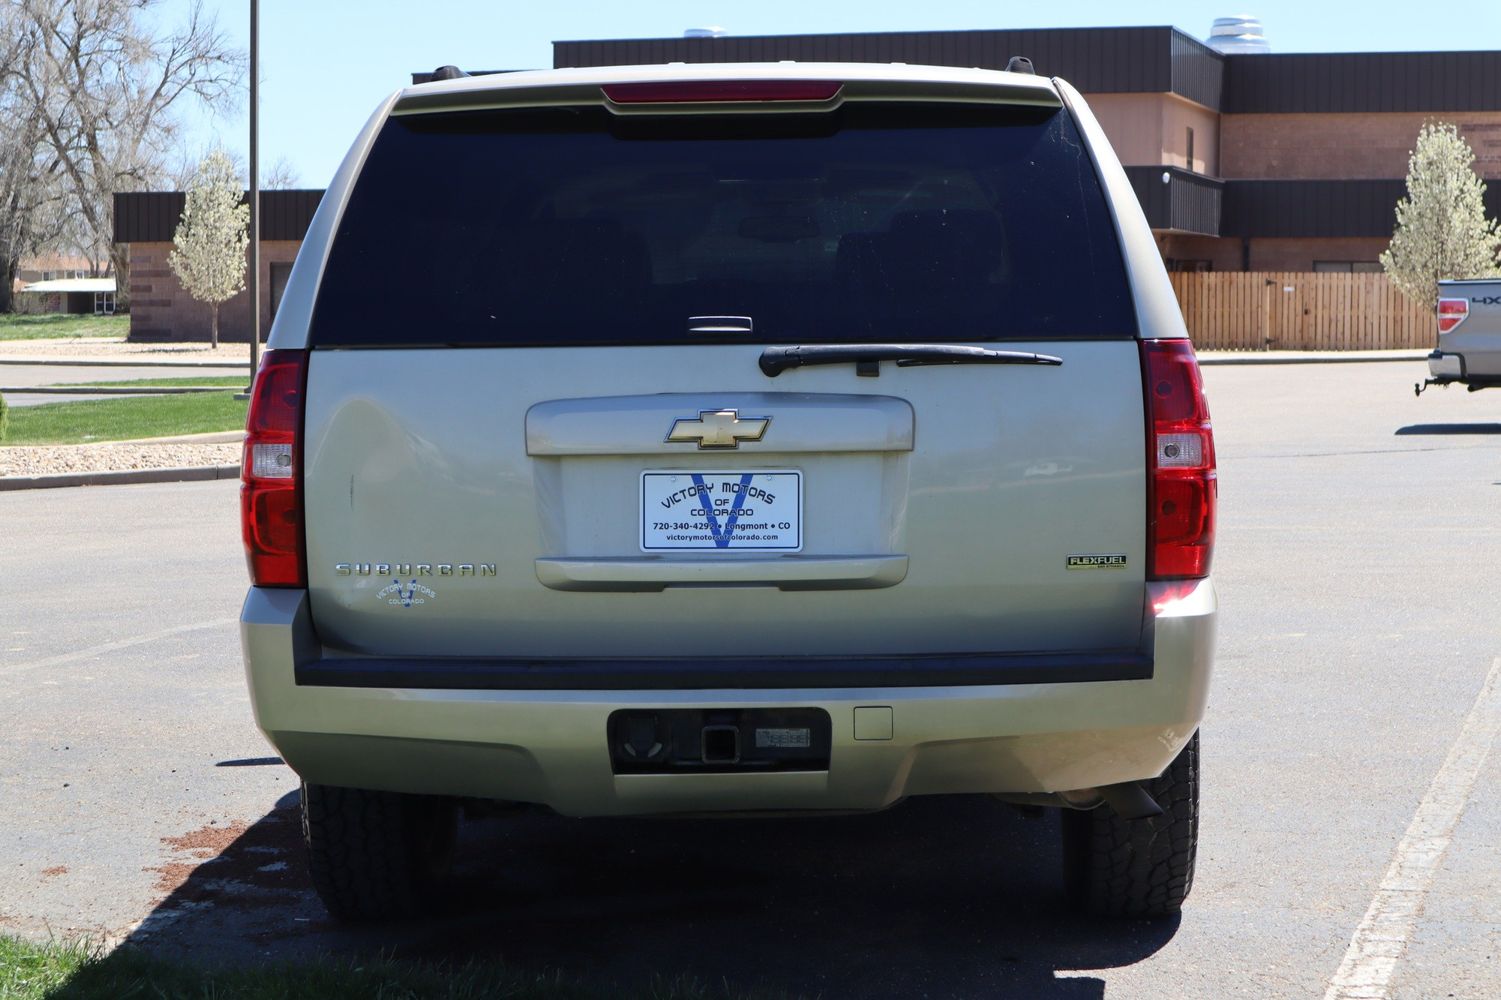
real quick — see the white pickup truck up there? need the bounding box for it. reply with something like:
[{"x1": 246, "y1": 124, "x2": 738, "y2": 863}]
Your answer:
[{"x1": 1418, "y1": 278, "x2": 1501, "y2": 395}]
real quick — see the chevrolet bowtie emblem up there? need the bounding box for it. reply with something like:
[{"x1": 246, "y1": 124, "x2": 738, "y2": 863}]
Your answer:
[{"x1": 666, "y1": 409, "x2": 770, "y2": 449}]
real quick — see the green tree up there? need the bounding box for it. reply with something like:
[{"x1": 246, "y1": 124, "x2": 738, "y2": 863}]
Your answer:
[
  {"x1": 168, "y1": 150, "x2": 248, "y2": 348},
  {"x1": 1380, "y1": 122, "x2": 1501, "y2": 312}
]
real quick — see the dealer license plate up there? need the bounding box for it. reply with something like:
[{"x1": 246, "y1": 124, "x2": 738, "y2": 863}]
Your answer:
[{"x1": 641, "y1": 471, "x2": 802, "y2": 552}]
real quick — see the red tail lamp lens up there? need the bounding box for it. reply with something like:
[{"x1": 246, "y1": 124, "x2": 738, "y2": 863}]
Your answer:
[
  {"x1": 1438, "y1": 298, "x2": 1470, "y2": 334},
  {"x1": 1142, "y1": 339, "x2": 1216, "y2": 580},
  {"x1": 241, "y1": 349, "x2": 308, "y2": 587}
]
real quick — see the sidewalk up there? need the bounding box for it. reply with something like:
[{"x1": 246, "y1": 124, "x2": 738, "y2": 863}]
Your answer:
[
  {"x1": 0, "y1": 337, "x2": 253, "y2": 367},
  {"x1": 1196, "y1": 348, "x2": 1427, "y2": 365},
  {"x1": 0, "y1": 338, "x2": 1432, "y2": 368},
  {"x1": 0, "y1": 342, "x2": 1431, "y2": 490}
]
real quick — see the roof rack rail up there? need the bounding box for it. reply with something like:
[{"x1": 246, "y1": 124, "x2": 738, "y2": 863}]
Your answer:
[
  {"x1": 1005, "y1": 56, "x2": 1035, "y2": 75},
  {"x1": 430, "y1": 65, "x2": 469, "y2": 81}
]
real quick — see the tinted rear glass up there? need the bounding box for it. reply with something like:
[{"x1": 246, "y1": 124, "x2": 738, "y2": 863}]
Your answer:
[{"x1": 310, "y1": 103, "x2": 1134, "y2": 347}]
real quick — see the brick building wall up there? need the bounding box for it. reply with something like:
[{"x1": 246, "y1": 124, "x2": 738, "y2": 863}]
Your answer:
[
  {"x1": 126, "y1": 241, "x2": 301, "y2": 343},
  {"x1": 1091, "y1": 93, "x2": 1222, "y2": 175},
  {"x1": 111, "y1": 39, "x2": 1501, "y2": 337},
  {"x1": 1156, "y1": 234, "x2": 1244, "y2": 271},
  {"x1": 1155, "y1": 235, "x2": 1396, "y2": 272},
  {"x1": 1222, "y1": 112, "x2": 1501, "y2": 180},
  {"x1": 1247, "y1": 237, "x2": 1392, "y2": 271}
]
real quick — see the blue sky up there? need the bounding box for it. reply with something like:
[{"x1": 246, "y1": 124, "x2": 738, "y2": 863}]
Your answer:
[{"x1": 162, "y1": 0, "x2": 1501, "y2": 188}]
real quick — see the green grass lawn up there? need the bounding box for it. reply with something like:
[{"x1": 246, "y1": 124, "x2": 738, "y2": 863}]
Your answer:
[
  {"x1": 0, "y1": 313, "x2": 129, "y2": 341},
  {"x1": 73, "y1": 376, "x2": 248, "y2": 388},
  {"x1": 0, "y1": 393, "x2": 247, "y2": 445},
  {"x1": 0, "y1": 935, "x2": 799, "y2": 999}
]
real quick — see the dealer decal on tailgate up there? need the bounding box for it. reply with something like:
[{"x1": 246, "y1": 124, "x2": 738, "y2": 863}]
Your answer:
[{"x1": 642, "y1": 471, "x2": 803, "y2": 552}]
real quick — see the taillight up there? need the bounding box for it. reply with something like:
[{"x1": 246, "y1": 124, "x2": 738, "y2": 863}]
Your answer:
[
  {"x1": 1438, "y1": 298, "x2": 1470, "y2": 334},
  {"x1": 601, "y1": 80, "x2": 843, "y2": 104},
  {"x1": 1143, "y1": 339, "x2": 1216, "y2": 580},
  {"x1": 241, "y1": 349, "x2": 308, "y2": 587}
]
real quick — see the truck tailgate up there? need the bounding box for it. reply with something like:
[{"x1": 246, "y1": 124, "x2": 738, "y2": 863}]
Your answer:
[{"x1": 302, "y1": 342, "x2": 1147, "y2": 660}]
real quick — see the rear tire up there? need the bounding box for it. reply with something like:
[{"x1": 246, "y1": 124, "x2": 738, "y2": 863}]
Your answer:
[
  {"x1": 1062, "y1": 731, "x2": 1199, "y2": 918},
  {"x1": 301, "y1": 781, "x2": 458, "y2": 921}
]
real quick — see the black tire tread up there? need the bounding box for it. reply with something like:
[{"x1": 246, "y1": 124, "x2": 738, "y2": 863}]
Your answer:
[
  {"x1": 302, "y1": 782, "x2": 454, "y2": 921},
  {"x1": 1064, "y1": 731, "x2": 1199, "y2": 918}
]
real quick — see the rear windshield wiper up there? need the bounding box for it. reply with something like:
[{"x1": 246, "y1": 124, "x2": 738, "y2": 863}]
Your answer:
[{"x1": 759, "y1": 344, "x2": 1064, "y2": 377}]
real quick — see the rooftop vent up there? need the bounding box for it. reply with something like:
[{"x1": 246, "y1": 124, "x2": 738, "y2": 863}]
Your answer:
[
  {"x1": 683, "y1": 26, "x2": 727, "y2": 38},
  {"x1": 1206, "y1": 15, "x2": 1270, "y2": 54}
]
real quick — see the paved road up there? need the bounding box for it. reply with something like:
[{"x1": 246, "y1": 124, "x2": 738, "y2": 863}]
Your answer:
[
  {"x1": 2, "y1": 359, "x2": 1500, "y2": 998},
  {"x1": 0, "y1": 361, "x2": 248, "y2": 406}
]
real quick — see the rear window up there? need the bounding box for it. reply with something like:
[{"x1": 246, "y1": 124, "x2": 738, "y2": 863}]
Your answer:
[{"x1": 310, "y1": 102, "x2": 1135, "y2": 347}]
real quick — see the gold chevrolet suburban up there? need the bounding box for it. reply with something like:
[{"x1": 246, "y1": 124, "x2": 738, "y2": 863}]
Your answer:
[{"x1": 239, "y1": 61, "x2": 1218, "y2": 921}]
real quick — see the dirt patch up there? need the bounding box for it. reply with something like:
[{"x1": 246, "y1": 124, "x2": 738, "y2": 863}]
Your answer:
[
  {"x1": 150, "y1": 860, "x2": 202, "y2": 899},
  {"x1": 161, "y1": 819, "x2": 250, "y2": 861},
  {"x1": 148, "y1": 809, "x2": 306, "y2": 905},
  {"x1": 40, "y1": 865, "x2": 68, "y2": 879}
]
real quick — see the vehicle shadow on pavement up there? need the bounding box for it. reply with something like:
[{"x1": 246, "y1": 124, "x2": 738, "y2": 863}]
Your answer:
[
  {"x1": 1394, "y1": 423, "x2": 1501, "y2": 435},
  {"x1": 108, "y1": 792, "x2": 1179, "y2": 999}
]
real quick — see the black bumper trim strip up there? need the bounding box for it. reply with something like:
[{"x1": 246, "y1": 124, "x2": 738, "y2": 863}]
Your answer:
[{"x1": 294, "y1": 650, "x2": 1152, "y2": 691}]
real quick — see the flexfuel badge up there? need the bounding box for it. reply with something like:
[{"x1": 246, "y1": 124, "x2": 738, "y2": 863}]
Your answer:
[{"x1": 1067, "y1": 554, "x2": 1128, "y2": 570}]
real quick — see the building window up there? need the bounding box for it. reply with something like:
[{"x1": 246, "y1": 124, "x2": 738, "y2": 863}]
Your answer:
[
  {"x1": 1167, "y1": 258, "x2": 1212, "y2": 272},
  {"x1": 269, "y1": 262, "x2": 294, "y2": 322},
  {"x1": 1313, "y1": 261, "x2": 1383, "y2": 273},
  {"x1": 94, "y1": 291, "x2": 115, "y2": 315},
  {"x1": 1186, "y1": 127, "x2": 1195, "y2": 172}
]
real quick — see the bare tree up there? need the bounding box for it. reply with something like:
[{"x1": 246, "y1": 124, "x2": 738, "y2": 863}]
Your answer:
[
  {"x1": 0, "y1": 5, "x2": 70, "y2": 311},
  {"x1": 6, "y1": 0, "x2": 244, "y2": 313},
  {"x1": 262, "y1": 156, "x2": 301, "y2": 190},
  {"x1": 168, "y1": 145, "x2": 246, "y2": 191}
]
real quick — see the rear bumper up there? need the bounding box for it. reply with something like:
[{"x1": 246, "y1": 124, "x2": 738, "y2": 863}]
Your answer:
[
  {"x1": 241, "y1": 581, "x2": 1215, "y2": 817},
  {"x1": 1429, "y1": 350, "x2": 1464, "y2": 379}
]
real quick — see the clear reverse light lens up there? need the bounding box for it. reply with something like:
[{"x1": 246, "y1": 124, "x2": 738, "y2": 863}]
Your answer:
[
  {"x1": 1157, "y1": 432, "x2": 1204, "y2": 468},
  {"x1": 251, "y1": 443, "x2": 294, "y2": 479}
]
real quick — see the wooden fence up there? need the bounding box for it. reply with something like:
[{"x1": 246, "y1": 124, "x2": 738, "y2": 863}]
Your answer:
[{"x1": 1167, "y1": 272, "x2": 1435, "y2": 351}]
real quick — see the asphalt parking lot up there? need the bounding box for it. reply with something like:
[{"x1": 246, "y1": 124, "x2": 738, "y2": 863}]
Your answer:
[{"x1": 2, "y1": 358, "x2": 1499, "y2": 998}]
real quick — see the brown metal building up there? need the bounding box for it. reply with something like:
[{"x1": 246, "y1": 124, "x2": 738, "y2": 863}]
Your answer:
[
  {"x1": 553, "y1": 27, "x2": 1501, "y2": 273},
  {"x1": 116, "y1": 25, "x2": 1501, "y2": 341},
  {"x1": 113, "y1": 190, "x2": 320, "y2": 342}
]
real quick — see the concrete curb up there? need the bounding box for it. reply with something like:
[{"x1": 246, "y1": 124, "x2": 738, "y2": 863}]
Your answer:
[
  {"x1": 1, "y1": 351, "x2": 1430, "y2": 368},
  {"x1": 0, "y1": 357, "x2": 250, "y2": 369},
  {"x1": 0, "y1": 464, "x2": 240, "y2": 492},
  {"x1": 113, "y1": 430, "x2": 245, "y2": 445},
  {"x1": 1197, "y1": 351, "x2": 1428, "y2": 366},
  {"x1": 0, "y1": 385, "x2": 239, "y2": 395}
]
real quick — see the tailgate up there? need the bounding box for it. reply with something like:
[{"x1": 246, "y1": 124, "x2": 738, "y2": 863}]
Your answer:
[
  {"x1": 1438, "y1": 281, "x2": 1501, "y2": 376},
  {"x1": 293, "y1": 86, "x2": 1151, "y2": 666},
  {"x1": 302, "y1": 343, "x2": 1146, "y2": 659}
]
